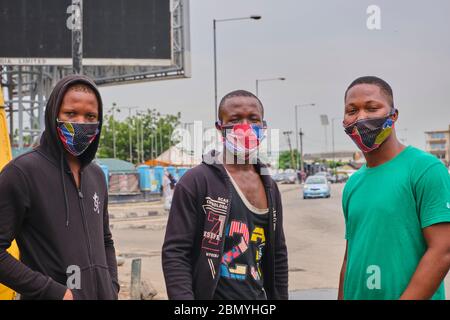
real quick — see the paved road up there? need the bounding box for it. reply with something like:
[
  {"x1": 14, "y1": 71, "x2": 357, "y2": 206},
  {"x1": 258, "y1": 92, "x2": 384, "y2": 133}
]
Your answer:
[{"x1": 112, "y1": 183, "x2": 450, "y2": 300}]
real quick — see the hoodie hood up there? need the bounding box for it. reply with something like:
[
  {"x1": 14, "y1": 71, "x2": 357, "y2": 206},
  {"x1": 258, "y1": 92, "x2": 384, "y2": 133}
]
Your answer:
[
  {"x1": 39, "y1": 74, "x2": 103, "y2": 167},
  {"x1": 37, "y1": 74, "x2": 103, "y2": 227}
]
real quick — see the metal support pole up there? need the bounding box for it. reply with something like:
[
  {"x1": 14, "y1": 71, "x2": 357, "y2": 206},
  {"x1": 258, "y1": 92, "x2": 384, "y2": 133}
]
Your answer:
[
  {"x1": 112, "y1": 104, "x2": 116, "y2": 158},
  {"x1": 6, "y1": 69, "x2": 14, "y2": 146},
  {"x1": 213, "y1": 19, "x2": 218, "y2": 121},
  {"x1": 136, "y1": 116, "x2": 140, "y2": 163},
  {"x1": 300, "y1": 129, "x2": 304, "y2": 173},
  {"x1": 295, "y1": 106, "x2": 299, "y2": 170},
  {"x1": 332, "y1": 118, "x2": 336, "y2": 175},
  {"x1": 71, "y1": 0, "x2": 83, "y2": 74},
  {"x1": 159, "y1": 124, "x2": 163, "y2": 155},
  {"x1": 18, "y1": 66, "x2": 23, "y2": 150}
]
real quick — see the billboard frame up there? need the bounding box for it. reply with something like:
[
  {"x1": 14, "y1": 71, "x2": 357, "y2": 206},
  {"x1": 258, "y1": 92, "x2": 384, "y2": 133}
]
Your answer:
[{"x1": 0, "y1": 0, "x2": 174, "y2": 67}]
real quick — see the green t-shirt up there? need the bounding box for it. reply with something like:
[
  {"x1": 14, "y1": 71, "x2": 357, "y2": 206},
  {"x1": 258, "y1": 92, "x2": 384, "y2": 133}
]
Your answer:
[{"x1": 342, "y1": 146, "x2": 450, "y2": 300}]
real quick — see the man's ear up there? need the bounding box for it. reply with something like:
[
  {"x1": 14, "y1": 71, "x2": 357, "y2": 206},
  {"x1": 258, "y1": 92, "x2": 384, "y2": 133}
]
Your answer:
[
  {"x1": 215, "y1": 121, "x2": 222, "y2": 131},
  {"x1": 392, "y1": 108, "x2": 399, "y2": 121}
]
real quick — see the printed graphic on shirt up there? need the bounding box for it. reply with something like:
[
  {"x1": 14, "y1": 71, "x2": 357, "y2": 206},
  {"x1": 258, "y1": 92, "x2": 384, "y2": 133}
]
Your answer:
[
  {"x1": 201, "y1": 197, "x2": 229, "y2": 258},
  {"x1": 219, "y1": 219, "x2": 266, "y2": 281},
  {"x1": 93, "y1": 192, "x2": 100, "y2": 214}
]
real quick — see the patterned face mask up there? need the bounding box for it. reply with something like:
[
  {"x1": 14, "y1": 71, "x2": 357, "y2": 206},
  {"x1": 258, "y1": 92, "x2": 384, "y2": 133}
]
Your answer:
[
  {"x1": 217, "y1": 121, "x2": 267, "y2": 159},
  {"x1": 343, "y1": 109, "x2": 396, "y2": 153},
  {"x1": 56, "y1": 120, "x2": 99, "y2": 156}
]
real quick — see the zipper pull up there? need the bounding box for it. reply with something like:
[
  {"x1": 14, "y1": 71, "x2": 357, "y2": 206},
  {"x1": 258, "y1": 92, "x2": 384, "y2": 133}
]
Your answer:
[{"x1": 78, "y1": 190, "x2": 84, "y2": 198}]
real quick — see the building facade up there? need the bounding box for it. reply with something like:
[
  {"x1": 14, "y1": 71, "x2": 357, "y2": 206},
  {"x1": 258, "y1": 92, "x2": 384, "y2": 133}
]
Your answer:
[{"x1": 425, "y1": 125, "x2": 450, "y2": 166}]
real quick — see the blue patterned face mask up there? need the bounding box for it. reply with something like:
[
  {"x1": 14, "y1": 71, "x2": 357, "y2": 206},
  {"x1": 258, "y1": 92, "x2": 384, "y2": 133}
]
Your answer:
[{"x1": 56, "y1": 120, "x2": 99, "y2": 156}]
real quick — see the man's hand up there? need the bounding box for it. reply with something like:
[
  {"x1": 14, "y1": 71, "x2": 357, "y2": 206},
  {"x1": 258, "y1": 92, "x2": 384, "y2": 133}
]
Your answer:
[{"x1": 63, "y1": 289, "x2": 74, "y2": 300}]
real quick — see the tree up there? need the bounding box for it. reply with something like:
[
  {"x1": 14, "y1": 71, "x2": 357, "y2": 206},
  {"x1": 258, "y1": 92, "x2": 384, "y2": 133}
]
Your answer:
[
  {"x1": 278, "y1": 150, "x2": 301, "y2": 170},
  {"x1": 97, "y1": 109, "x2": 180, "y2": 163}
]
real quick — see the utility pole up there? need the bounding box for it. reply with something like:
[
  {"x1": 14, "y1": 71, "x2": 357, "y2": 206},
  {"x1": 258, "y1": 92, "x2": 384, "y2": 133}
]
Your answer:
[
  {"x1": 283, "y1": 131, "x2": 295, "y2": 169},
  {"x1": 294, "y1": 103, "x2": 315, "y2": 170},
  {"x1": 122, "y1": 106, "x2": 138, "y2": 163},
  {"x1": 299, "y1": 129, "x2": 305, "y2": 174}
]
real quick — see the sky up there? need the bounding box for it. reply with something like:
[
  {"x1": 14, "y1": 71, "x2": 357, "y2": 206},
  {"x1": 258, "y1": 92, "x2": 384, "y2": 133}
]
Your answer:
[{"x1": 98, "y1": 0, "x2": 450, "y2": 154}]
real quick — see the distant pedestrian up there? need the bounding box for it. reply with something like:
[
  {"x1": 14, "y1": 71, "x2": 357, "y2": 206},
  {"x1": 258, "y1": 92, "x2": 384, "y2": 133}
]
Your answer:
[{"x1": 163, "y1": 170, "x2": 176, "y2": 210}]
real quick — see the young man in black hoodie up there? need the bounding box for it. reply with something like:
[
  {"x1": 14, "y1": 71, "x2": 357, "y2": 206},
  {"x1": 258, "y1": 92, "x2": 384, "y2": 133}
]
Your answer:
[
  {"x1": 0, "y1": 75, "x2": 119, "y2": 300},
  {"x1": 162, "y1": 90, "x2": 288, "y2": 300}
]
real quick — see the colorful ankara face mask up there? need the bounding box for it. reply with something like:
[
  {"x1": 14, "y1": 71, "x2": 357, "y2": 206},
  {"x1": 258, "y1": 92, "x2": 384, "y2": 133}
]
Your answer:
[
  {"x1": 217, "y1": 121, "x2": 267, "y2": 159},
  {"x1": 343, "y1": 109, "x2": 397, "y2": 153},
  {"x1": 56, "y1": 120, "x2": 99, "y2": 156}
]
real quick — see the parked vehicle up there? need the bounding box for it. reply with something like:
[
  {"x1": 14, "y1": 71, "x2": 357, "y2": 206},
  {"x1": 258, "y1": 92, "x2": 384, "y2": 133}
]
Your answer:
[
  {"x1": 330, "y1": 173, "x2": 349, "y2": 183},
  {"x1": 303, "y1": 176, "x2": 331, "y2": 199},
  {"x1": 272, "y1": 172, "x2": 285, "y2": 183},
  {"x1": 281, "y1": 172, "x2": 297, "y2": 184},
  {"x1": 313, "y1": 171, "x2": 333, "y2": 183}
]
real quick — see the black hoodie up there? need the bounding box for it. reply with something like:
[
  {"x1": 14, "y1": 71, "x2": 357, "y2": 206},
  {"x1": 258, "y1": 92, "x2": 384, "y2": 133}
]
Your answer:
[
  {"x1": 0, "y1": 75, "x2": 119, "y2": 300},
  {"x1": 162, "y1": 150, "x2": 289, "y2": 300}
]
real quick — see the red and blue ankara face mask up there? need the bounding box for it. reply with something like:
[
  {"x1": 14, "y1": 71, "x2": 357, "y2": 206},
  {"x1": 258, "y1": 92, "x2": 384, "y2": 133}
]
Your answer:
[
  {"x1": 343, "y1": 109, "x2": 397, "y2": 153},
  {"x1": 216, "y1": 121, "x2": 267, "y2": 159},
  {"x1": 56, "y1": 120, "x2": 99, "y2": 156}
]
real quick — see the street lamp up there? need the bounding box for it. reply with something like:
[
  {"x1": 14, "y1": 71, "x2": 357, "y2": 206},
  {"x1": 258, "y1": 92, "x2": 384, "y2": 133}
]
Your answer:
[
  {"x1": 320, "y1": 114, "x2": 329, "y2": 153},
  {"x1": 331, "y1": 117, "x2": 343, "y2": 176},
  {"x1": 106, "y1": 103, "x2": 120, "y2": 158},
  {"x1": 255, "y1": 77, "x2": 286, "y2": 97},
  {"x1": 111, "y1": 103, "x2": 117, "y2": 158},
  {"x1": 213, "y1": 15, "x2": 262, "y2": 120},
  {"x1": 294, "y1": 103, "x2": 316, "y2": 172}
]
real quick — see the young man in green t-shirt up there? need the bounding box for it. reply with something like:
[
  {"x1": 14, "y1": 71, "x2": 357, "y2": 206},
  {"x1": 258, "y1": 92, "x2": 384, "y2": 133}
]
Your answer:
[{"x1": 337, "y1": 76, "x2": 450, "y2": 300}]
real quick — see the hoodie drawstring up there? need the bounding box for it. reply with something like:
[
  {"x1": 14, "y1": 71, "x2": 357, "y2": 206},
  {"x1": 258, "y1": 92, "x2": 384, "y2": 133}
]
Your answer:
[{"x1": 60, "y1": 155, "x2": 70, "y2": 227}]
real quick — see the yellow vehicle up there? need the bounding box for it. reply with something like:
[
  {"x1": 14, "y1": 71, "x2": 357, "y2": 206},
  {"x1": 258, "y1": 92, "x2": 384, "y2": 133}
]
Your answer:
[{"x1": 0, "y1": 84, "x2": 20, "y2": 300}]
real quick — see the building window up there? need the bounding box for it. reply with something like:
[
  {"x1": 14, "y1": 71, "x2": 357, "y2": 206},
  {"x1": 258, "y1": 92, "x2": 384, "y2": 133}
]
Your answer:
[
  {"x1": 431, "y1": 143, "x2": 446, "y2": 150},
  {"x1": 430, "y1": 133, "x2": 445, "y2": 139}
]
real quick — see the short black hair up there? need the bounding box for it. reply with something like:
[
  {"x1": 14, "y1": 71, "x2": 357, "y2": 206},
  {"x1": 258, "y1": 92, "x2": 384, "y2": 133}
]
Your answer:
[
  {"x1": 218, "y1": 90, "x2": 264, "y2": 121},
  {"x1": 345, "y1": 76, "x2": 394, "y2": 108}
]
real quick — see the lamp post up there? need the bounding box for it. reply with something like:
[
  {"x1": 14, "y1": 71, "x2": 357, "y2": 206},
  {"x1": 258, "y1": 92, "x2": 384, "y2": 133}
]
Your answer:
[
  {"x1": 294, "y1": 103, "x2": 316, "y2": 171},
  {"x1": 213, "y1": 15, "x2": 262, "y2": 120},
  {"x1": 111, "y1": 103, "x2": 117, "y2": 158},
  {"x1": 122, "y1": 106, "x2": 139, "y2": 163},
  {"x1": 331, "y1": 117, "x2": 343, "y2": 176},
  {"x1": 255, "y1": 77, "x2": 285, "y2": 97}
]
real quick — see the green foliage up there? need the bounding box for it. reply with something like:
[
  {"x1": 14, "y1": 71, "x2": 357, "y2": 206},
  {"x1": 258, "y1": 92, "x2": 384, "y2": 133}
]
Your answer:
[
  {"x1": 278, "y1": 150, "x2": 300, "y2": 170},
  {"x1": 97, "y1": 109, "x2": 180, "y2": 163}
]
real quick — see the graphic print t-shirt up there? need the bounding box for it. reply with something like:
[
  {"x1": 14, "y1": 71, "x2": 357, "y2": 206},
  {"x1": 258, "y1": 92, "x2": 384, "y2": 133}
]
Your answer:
[{"x1": 213, "y1": 170, "x2": 269, "y2": 300}]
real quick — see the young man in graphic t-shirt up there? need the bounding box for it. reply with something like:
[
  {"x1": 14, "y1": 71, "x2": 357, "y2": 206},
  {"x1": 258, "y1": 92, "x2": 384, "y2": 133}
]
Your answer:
[{"x1": 162, "y1": 90, "x2": 288, "y2": 300}]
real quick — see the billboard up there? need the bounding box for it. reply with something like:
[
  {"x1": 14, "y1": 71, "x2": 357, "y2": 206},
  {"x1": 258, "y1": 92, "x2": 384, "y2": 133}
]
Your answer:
[{"x1": 0, "y1": 0, "x2": 172, "y2": 66}]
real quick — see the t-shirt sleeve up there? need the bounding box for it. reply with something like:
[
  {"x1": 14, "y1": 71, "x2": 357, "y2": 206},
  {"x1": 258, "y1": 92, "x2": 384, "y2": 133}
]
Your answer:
[{"x1": 414, "y1": 162, "x2": 450, "y2": 228}]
